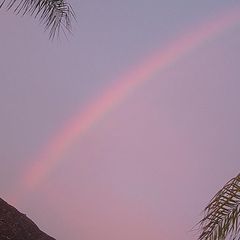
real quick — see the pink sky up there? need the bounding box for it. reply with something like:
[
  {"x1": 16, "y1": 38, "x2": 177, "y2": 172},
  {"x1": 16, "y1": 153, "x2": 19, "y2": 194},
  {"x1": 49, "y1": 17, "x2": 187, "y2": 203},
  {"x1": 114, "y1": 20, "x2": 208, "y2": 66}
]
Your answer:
[{"x1": 1, "y1": 1, "x2": 240, "y2": 240}]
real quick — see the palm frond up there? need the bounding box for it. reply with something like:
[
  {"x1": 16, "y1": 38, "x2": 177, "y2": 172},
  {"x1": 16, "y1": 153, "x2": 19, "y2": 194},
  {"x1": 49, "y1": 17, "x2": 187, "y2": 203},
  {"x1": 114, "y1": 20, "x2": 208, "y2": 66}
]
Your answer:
[
  {"x1": 198, "y1": 173, "x2": 240, "y2": 240},
  {"x1": 0, "y1": 0, "x2": 75, "y2": 39}
]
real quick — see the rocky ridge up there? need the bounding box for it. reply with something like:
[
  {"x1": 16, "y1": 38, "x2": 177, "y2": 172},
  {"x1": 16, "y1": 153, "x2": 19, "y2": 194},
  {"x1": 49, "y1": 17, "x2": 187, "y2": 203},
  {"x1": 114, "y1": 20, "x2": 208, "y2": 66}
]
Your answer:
[{"x1": 0, "y1": 198, "x2": 55, "y2": 240}]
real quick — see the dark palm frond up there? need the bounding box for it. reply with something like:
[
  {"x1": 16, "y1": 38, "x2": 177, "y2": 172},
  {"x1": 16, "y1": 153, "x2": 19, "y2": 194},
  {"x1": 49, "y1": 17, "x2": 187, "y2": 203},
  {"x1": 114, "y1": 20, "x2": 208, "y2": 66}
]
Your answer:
[
  {"x1": 198, "y1": 173, "x2": 240, "y2": 240},
  {"x1": 0, "y1": 0, "x2": 75, "y2": 39}
]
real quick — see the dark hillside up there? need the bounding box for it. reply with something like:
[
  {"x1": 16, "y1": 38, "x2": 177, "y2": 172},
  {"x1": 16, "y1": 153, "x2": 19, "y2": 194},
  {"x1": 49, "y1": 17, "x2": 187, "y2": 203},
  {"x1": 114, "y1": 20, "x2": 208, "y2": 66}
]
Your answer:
[{"x1": 0, "y1": 198, "x2": 55, "y2": 240}]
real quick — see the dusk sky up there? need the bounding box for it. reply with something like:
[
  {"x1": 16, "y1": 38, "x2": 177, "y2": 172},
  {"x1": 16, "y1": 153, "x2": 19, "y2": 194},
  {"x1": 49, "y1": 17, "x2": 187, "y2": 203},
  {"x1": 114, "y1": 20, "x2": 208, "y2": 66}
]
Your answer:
[{"x1": 1, "y1": 1, "x2": 240, "y2": 239}]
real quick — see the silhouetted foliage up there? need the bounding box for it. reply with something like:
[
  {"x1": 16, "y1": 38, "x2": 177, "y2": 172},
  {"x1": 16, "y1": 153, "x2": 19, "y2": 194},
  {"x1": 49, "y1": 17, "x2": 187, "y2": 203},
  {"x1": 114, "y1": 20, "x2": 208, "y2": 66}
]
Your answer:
[
  {"x1": 0, "y1": 0, "x2": 75, "y2": 38},
  {"x1": 197, "y1": 173, "x2": 240, "y2": 240}
]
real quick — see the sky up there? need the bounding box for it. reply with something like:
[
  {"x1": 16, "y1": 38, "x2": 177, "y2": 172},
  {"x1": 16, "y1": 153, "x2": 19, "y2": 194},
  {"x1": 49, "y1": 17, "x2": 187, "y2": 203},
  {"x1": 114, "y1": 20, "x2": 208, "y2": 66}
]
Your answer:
[{"x1": 1, "y1": 1, "x2": 240, "y2": 240}]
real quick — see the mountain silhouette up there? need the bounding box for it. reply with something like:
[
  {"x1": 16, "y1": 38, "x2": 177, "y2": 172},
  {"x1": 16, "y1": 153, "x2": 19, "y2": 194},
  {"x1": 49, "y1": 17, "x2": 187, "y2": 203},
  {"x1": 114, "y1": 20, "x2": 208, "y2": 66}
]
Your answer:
[{"x1": 0, "y1": 198, "x2": 55, "y2": 240}]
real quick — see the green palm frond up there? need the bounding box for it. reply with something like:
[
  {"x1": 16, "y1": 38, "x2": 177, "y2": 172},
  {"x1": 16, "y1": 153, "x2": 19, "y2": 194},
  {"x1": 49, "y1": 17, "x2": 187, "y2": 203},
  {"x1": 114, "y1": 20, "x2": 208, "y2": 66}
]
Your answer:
[
  {"x1": 198, "y1": 173, "x2": 240, "y2": 240},
  {"x1": 0, "y1": 0, "x2": 75, "y2": 38}
]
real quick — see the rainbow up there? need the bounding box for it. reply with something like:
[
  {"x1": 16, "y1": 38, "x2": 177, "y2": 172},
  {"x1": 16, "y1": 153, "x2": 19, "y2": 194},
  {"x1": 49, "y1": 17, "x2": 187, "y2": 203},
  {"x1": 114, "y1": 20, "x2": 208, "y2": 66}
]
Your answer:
[{"x1": 11, "y1": 6, "x2": 240, "y2": 202}]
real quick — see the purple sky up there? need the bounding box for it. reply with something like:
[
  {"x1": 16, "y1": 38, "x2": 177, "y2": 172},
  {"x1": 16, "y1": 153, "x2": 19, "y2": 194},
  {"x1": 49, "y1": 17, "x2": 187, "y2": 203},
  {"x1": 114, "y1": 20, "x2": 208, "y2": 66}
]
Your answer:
[{"x1": 1, "y1": 1, "x2": 240, "y2": 240}]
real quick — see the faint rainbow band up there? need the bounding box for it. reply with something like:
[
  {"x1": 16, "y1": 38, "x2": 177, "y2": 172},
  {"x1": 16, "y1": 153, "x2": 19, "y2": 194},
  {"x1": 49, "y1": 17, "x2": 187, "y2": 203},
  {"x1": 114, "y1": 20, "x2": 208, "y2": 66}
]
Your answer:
[{"x1": 10, "y1": 6, "x2": 240, "y2": 203}]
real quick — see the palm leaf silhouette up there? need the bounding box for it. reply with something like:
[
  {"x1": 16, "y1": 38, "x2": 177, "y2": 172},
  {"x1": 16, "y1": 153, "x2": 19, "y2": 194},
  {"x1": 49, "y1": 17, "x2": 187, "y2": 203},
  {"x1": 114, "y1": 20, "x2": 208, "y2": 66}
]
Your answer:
[
  {"x1": 0, "y1": 0, "x2": 75, "y2": 38},
  {"x1": 198, "y1": 173, "x2": 240, "y2": 240}
]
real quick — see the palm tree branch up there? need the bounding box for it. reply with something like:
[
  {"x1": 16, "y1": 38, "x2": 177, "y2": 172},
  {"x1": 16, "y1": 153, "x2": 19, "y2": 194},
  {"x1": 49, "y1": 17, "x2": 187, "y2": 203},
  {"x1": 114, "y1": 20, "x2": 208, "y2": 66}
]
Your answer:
[
  {"x1": 0, "y1": 0, "x2": 75, "y2": 38},
  {"x1": 198, "y1": 173, "x2": 240, "y2": 240}
]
